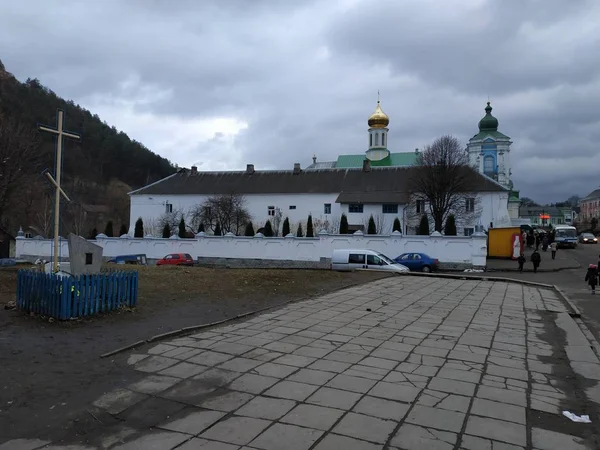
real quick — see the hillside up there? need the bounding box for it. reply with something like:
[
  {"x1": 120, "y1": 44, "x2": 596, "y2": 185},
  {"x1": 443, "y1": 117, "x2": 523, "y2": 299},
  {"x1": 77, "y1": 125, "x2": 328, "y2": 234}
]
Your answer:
[{"x1": 0, "y1": 59, "x2": 176, "y2": 236}]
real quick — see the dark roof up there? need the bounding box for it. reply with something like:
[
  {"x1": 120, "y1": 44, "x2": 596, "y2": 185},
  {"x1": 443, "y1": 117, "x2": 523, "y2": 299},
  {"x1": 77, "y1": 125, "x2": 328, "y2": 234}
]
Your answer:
[
  {"x1": 130, "y1": 166, "x2": 507, "y2": 197},
  {"x1": 582, "y1": 189, "x2": 600, "y2": 200},
  {"x1": 518, "y1": 206, "x2": 568, "y2": 217},
  {"x1": 336, "y1": 192, "x2": 409, "y2": 204}
]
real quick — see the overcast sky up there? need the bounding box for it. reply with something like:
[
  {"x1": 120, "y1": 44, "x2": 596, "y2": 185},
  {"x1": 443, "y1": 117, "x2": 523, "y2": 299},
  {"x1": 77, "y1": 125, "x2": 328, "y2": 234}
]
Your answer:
[{"x1": 1, "y1": 0, "x2": 599, "y2": 203}]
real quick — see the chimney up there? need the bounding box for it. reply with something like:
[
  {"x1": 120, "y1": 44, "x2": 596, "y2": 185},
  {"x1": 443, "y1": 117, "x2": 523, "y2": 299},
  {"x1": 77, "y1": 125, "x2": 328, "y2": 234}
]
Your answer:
[
  {"x1": 293, "y1": 163, "x2": 301, "y2": 174},
  {"x1": 246, "y1": 164, "x2": 255, "y2": 174},
  {"x1": 312, "y1": 154, "x2": 317, "y2": 164},
  {"x1": 191, "y1": 166, "x2": 198, "y2": 175},
  {"x1": 363, "y1": 159, "x2": 371, "y2": 172}
]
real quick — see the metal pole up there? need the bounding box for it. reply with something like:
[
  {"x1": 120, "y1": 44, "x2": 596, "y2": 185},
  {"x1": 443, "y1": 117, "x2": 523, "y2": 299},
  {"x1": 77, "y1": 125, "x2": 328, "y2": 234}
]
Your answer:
[{"x1": 53, "y1": 110, "x2": 63, "y2": 273}]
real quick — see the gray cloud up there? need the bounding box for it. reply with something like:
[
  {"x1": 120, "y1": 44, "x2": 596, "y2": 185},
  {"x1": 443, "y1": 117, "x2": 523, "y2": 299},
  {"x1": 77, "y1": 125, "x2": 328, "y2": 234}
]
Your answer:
[{"x1": 1, "y1": 0, "x2": 599, "y2": 203}]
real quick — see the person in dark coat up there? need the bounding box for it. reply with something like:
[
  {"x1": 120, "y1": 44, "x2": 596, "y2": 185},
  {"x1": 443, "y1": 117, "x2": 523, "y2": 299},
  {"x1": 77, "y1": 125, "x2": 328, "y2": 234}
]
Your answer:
[
  {"x1": 585, "y1": 264, "x2": 598, "y2": 294},
  {"x1": 531, "y1": 250, "x2": 541, "y2": 273},
  {"x1": 535, "y1": 233, "x2": 541, "y2": 250},
  {"x1": 517, "y1": 253, "x2": 526, "y2": 272}
]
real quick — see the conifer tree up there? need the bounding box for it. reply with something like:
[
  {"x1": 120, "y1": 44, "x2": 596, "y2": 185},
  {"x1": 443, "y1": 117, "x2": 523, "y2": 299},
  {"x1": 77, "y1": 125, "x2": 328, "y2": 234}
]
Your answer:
[
  {"x1": 134, "y1": 217, "x2": 144, "y2": 237},
  {"x1": 282, "y1": 217, "x2": 290, "y2": 236}
]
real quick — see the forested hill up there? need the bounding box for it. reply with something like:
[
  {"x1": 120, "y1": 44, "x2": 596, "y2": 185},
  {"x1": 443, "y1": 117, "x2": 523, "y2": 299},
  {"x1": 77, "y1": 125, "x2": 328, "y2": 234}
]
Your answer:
[{"x1": 0, "y1": 59, "x2": 176, "y2": 235}]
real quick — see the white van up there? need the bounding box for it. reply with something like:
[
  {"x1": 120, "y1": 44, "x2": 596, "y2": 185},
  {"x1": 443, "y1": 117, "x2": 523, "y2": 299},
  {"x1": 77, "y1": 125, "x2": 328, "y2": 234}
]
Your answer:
[{"x1": 331, "y1": 249, "x2": 409, "y2": 273}]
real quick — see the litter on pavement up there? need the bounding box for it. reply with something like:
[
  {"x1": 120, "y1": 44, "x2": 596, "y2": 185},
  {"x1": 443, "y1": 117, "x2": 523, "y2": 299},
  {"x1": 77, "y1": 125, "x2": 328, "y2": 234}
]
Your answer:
[{"x1": 562, "y1": 411, "x2": 592, "y2": 423}]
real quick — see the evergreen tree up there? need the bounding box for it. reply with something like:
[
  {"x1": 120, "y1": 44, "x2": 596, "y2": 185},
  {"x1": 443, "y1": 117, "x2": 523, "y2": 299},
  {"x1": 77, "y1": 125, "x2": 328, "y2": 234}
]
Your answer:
[
  {"x1": 104, "y1": 220, "x2": 114, "y2": 237},
  {"x1": 88, "y1": 227, "x2": 98, "y2": 239},
  {"x1": 178, "y1": 216, "x2": 186, "y2": 238},
  {"x1": 393, "y1": 217, "x2": 401, "y2": 232},
  {"x1": 134, "y1": 217, "x2": 144, "y2": 237},
  {"x1": 367, "y1": 215, "x2": 377, "y2": 234},
  {"x1": 296, "y1": 223, "x2": 304, "y2": 237},
  {"x1": 264, "y1": 220, "x2": 274, "y2": 237},
  {"x1": 244, "y1": 221, "x2": 255, "y2": 236},
  {"x1": 306, "y1": 214, "x2": 314, "y2": 237},
  {"x1": 214, "y1": 223, "x2": 222, "y2": 236},
  {"x1": 339, "y1": 214, "x2": 349, "y2": 234},
  {"x1": 197, "y1": 223, "x2": 205, "y2": 233},
  {"x1": 418, "y1": 215, "x2": 430, "y2": 235},
  {"x1": 162, "y1": 223, "x2": 171, "y2": 238},
  {"x1": 444, "y1": 214, "x2": 457, "y2": 236},
  {"x1": 282, "y1": 217, "x2": 290, "y2": 236},
  {"x1": 119, "y1": 224, "x2": 128, "y2": 236}
]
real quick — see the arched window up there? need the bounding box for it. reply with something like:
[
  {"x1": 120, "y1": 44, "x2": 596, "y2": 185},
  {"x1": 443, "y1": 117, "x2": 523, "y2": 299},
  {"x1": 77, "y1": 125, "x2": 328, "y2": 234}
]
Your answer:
[
  {"x1": 483, "y1": 155, "x2": 494, "y2": 174},
  {"x1": 382, "y1": 133, "x2": 385, "y2": 147},
  {"x1": 369, "y1": 133, "x2": 372, "y2": 147},
  {"x1": 375, "y1": 133, "x2": 379, "y2": 146}
]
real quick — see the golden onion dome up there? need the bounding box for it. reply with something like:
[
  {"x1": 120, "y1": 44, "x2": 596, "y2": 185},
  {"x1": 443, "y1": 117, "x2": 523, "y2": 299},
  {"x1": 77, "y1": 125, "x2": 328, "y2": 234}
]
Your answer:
[{"x1": 368, "y1": 100, "x2": 389, "y2": 128}]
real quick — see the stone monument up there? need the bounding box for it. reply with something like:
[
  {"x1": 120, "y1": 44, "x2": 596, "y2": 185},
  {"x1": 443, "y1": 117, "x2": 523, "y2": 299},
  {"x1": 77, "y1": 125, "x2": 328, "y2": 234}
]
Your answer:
[{"x1": 68, "y1": 234, "x2": 103, "y2": 275}]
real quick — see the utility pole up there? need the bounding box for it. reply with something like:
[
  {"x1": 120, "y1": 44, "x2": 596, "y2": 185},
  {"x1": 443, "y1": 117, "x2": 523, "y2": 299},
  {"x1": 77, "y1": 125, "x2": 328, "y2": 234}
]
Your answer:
[{"x1": 38, "y1": 110, "x2": 81, "y2": 272}]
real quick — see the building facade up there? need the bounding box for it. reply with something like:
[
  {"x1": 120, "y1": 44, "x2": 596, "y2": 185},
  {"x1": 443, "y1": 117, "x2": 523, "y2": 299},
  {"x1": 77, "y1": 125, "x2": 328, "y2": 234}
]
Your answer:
[
  {"x1": 578, "y1": 189, "x2": 600, "y2": 225},
  {"x1": 129, "y1": 100, "x2": 512, "y2": 236}
]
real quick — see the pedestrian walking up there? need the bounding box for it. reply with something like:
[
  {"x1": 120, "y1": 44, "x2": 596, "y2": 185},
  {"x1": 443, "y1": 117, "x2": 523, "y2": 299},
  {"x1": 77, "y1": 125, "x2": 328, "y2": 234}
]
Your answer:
[
  {"x1": 585, "y1": 264, "x2": 598, "y2": 294},
  {"x1": 535, "y1": 233, "x2": 541, "y2": 251},
  {"x1": 550, "y1": 241, "x2": 557, "y2": 260},
  {"x1": 517, "y1": 253, "x2": 526, "y2": 272},
  {"x1": 531, "y1": 249, "x2": 541, "y2": 273},
  {"x1": 542, "y1": 235, "x2": 549, "y2": 251}
]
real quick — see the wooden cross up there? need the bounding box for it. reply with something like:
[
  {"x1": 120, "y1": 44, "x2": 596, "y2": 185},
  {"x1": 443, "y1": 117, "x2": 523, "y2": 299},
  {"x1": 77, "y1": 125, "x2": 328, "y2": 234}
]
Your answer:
[{"x1": 38, "y1": 109, "x2": 81, "y2": 273}]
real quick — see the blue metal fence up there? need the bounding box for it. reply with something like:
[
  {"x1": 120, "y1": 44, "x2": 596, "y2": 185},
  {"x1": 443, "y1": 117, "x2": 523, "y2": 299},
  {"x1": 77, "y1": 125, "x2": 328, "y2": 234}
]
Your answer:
[{"x1": 16, "y1": 270, "x2": 138, "y2": 319}]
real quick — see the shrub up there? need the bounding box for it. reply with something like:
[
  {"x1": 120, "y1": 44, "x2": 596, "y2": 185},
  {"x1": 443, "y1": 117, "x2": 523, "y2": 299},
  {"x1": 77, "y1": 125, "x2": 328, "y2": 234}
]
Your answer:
[
  {"x1": 214, "y1": 223, "x2": 222, "y2": 236},
  {"x1": 418, "y1": 215, "x2": 430, "y2": 235},
  {"x1": 134, "y1": 218, "x2": 144, "y2": 237},
  {"x1": 306, "y1": 214, "x2": 314, "y2": 237},
  {"x1": 244, "y1": 222, "x2": 255, "y2": 236},
  {"x1": 162, "y1": 223, "x2": 171, "y2": 238},
  {"x1": 367, "y1": 215, "x2": 376, "y2": 234},
  {"x1": 263, "y1": 220, "x2": 274, "y2": 237},
  {"x1": 104, "y1": 221, "x2": 114, "y2": 237},
  {"x1": 296, "y1": 223, "x2": 304, "y2": 237},
  {"x1": 282, "y1": 217, "x2": 290, "y2": 236},
  {"x1": 339, "y1": 214, "x2": 349, "y2": 234},
  {"x1": 444, "y1": 214, "x2": 457, "y2": 236},
  {"x1": 178, "y1": 217, "x2": 187, "y2": 238}
]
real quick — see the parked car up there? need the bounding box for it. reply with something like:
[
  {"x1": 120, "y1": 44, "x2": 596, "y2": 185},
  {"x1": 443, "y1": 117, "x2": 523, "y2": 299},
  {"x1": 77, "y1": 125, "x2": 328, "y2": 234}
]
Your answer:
[
  {"x1": 394, "y1": 253, "x2": 439, "y2": 272},
  {"x1": 156, "y1": 253, "x2": 195, "y2": 266},
  {"x1": 331, "y1": 249, "x2": 409, "y2": 273},
  {"x1": 108, "y1": 254, "x2": 148, "y2": 265},
  {"x1": 578, "y1": 233, "x2": 598, "y2": 244}
]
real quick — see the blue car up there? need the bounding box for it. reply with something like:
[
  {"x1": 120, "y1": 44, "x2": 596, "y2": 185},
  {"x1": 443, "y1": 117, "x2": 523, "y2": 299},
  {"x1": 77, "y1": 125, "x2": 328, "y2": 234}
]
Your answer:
[{"x1": 394, "y1": 253, "x2": 439, "y2": 272}]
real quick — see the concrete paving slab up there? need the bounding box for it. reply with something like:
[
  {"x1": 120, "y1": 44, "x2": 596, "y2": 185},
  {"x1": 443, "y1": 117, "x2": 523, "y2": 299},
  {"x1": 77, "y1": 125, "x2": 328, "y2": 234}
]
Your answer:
[{"x1": 25, "y1": 276, "x2": 600, "y2": 450}]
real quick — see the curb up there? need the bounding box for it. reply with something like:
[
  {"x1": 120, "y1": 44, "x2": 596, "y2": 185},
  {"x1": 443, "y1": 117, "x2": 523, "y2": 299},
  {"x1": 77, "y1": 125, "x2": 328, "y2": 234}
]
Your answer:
[
  {"x1": 99, "y1": 274, "x2": 392, "y2": 359},
  {"x1": 553, "y1": 285, "x2": 582, "y2": 318},
  {"x1": 485, "y1": 265, "x2": 581, "y2": 273}
]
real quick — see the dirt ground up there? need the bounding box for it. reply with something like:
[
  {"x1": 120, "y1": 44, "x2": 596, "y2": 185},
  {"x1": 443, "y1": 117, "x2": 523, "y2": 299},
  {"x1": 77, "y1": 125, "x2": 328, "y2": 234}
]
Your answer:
[{"x1": 0, "y1": 265, "x2": 389, "y2": 443}]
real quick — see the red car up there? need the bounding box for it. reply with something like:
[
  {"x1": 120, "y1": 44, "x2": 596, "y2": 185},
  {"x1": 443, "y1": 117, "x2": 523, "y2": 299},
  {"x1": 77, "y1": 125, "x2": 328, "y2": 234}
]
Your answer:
[{"x1": 156, "y1": 253, "x2": 194, "y2": 266}]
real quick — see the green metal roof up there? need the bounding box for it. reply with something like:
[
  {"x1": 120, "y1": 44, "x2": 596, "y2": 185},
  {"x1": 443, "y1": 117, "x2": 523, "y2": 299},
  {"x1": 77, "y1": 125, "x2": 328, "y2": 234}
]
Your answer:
[
  {"x1": 470, "y1": 130, "x2": 510, "y2": 141},
  {"x1": 335, "y1": 151, "x2": 418, "y2": 168}
]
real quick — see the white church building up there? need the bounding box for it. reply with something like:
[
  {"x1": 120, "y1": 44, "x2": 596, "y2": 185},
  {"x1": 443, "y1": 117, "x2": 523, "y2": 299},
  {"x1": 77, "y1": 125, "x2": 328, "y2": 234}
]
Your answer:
[{"x1": 128, "y1": 101, "x2": 513, "y2": 236}]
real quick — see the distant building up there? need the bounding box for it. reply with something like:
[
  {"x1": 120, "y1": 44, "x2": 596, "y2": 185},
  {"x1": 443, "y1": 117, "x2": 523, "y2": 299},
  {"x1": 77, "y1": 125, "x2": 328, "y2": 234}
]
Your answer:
[
  {"x1": 518, "y1": 206, "x2": 576, "y2": 227},
  {"x1": 578, "y1": 189, "x2": 600, "y2": 225},
  {"x1": 129, "y1": 99, "x2": 511, "y2": 235}
]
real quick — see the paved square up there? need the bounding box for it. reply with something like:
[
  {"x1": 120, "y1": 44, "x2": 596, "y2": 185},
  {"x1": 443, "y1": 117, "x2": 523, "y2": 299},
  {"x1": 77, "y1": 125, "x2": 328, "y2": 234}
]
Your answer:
[{"x1": 16, "y1": 276, "x2": 600, "y2": 450}]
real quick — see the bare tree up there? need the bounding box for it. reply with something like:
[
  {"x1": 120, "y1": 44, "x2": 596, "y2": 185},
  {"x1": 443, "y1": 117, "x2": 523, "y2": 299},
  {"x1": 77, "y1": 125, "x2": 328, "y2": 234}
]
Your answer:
[
  {"x1": 65, "y1": 201, "x2": 92, "y2": 236},
  {"x1": 0, "y1": 115, "x2": 41, "y2": 227},
  {"x1": 143, "y1": 217, "x2": 161, "y2": 237},
  {"x1": 408, "y1": 135, "x2": 481, "y2": 233},
  {"x1": 272, "y1": 208, "x2": 283, "y2": 236},
  {"x1": 312, "y1": 216, "x2": 339, "y2": 234},
  {"x1": 191, "y1": 194, "x2": 251, "y2": 235},
  {"x1": 158, "y1": 210, "x2": 183, "y2": 234}
]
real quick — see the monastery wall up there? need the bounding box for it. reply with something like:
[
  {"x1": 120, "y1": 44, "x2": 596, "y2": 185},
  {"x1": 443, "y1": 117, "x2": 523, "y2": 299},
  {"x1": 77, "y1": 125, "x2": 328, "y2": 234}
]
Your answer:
[{"x1": 15, "y1": 232, "x2": 487, "y2": 270}]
